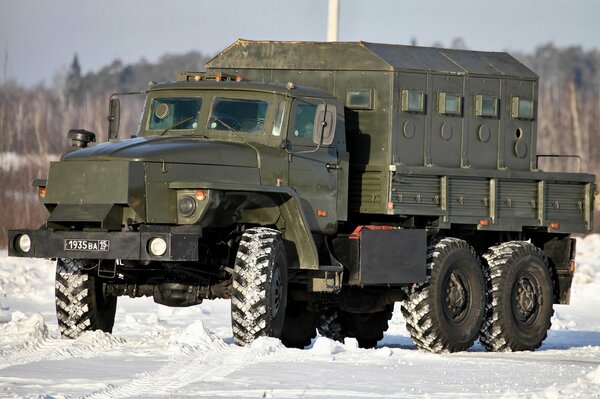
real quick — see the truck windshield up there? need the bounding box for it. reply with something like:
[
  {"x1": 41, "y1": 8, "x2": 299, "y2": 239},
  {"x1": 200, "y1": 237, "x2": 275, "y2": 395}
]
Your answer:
[
  {"x1": 148, "y1": 97, "x2": 203, "y2": 131},
  {"x1": 208, "y1": 98, "x2": 268, "y2": 133}
]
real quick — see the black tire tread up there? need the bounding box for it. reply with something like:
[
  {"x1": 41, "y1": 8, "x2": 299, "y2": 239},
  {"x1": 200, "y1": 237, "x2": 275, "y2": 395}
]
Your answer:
[
  {"x1": 317, "y1": 307, "x2": 393, "y2": 348},
  {"x1": 401, "y1": 237, "x2": 484, "y2": 353},
  {"x1": 342, "y1": 307, "x2": 394, "y2": 348},
  {"x1": 317, "y1": 309, "x2": 345, "y2": 342},
  {"x1": 231, "y1": 227, "x2": 285, "y2": 346},
  {"x1": 55, "y1": 258, "x2": 116, "y2": 339},
  {"x1": 280, "y1": 301, "x2": 319, "y2": 348},
  {"x1": 479, "y1": 241, "x2": 554, "y2": 352}
]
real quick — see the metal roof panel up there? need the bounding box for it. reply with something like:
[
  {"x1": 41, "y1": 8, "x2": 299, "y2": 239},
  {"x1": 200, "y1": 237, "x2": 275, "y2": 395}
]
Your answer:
[{"x1": 207, "y1": 40, "x2": 538, "y2": 80}]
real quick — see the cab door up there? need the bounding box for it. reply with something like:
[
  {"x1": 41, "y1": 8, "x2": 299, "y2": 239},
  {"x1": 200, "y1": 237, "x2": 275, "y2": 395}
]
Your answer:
[{"x1": 287, "y1": 98, "x2": 339, "y2": 234}]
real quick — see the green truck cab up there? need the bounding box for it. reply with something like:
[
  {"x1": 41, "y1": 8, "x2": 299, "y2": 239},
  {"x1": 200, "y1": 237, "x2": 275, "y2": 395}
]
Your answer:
[{"x1": 9, "y1": 40, "x2": 596, "y2": 352}]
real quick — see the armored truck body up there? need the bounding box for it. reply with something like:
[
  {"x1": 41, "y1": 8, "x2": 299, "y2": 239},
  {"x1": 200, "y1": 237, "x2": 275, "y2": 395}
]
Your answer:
[{"x1": 9, "y1": 40, "x2": 595, "y2": 353}]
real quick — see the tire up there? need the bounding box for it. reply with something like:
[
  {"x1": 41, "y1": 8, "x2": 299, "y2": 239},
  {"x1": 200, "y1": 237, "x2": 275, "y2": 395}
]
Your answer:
[
  {"x1": 401, "y1": 237, "x2": 486, "y2": 353},
  {"x1": 317, "y1": 308, "x2": 345, "y2": 342},
  {"x1": 317, "y1": 306, "x2": 393, "y2": 349},
  {"x1": 479, "y1": 241, "x2": 554, "y2": 352},
  {"x1": 231, "y1": 227, "x2": 288, "y2": 346},
  {"x1": 55, "y1": 258, "x2": 117, "y2": 339},
  {"x1": 339, "y1": 306, "x2": 394, "y2": 348},
  {"x1": 280, "y1": 300, "x2": 319, "y2": 348}
]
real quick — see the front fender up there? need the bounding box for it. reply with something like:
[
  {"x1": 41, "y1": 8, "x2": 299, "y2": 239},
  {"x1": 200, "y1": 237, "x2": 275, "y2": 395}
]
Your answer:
[{"x1": 168, "y1": 181, "x2": 319, "y2": 269}]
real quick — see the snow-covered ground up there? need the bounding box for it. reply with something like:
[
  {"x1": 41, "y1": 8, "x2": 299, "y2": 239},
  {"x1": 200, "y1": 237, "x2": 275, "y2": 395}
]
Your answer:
[{"x1": 2, "y1": 236, "x2": 600, "y2": 398}]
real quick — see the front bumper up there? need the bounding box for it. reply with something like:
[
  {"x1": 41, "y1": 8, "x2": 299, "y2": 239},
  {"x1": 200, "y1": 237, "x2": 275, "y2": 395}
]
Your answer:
[{"x1": 8, "y1": 229, "x2": 200, "y2": 261}]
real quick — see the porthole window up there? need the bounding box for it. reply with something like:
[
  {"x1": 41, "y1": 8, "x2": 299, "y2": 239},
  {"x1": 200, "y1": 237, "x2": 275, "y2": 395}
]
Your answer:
[
  {"x1": 401, "y1": 89, "x2": 425, "y2": 113},
  {"x1": 515, "y1": 128, "x2": 523, "y2": 140},
  {"x1": 346, "y1": 89, "x2": 373, "y2": 110},
  {"x1": 475, "y1": 94, "x2": 498, "y2": 118},
  {"x1": 511, "y1": 97, "x2": 534, "y2": 120},
  {"x1": 438, "y1": 92, "x2": 462, "y2": 116}
]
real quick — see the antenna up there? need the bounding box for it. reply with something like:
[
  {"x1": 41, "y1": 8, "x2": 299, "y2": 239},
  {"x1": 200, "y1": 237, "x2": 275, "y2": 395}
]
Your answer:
[{"x1": 327, "y1": 0, "x2": 339, "y2": 42}]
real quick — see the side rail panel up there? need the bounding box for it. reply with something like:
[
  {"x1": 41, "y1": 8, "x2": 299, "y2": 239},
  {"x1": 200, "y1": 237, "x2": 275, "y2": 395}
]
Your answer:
[{"x1": 389, "y1": 166, "x2": 595, "y2": 233}]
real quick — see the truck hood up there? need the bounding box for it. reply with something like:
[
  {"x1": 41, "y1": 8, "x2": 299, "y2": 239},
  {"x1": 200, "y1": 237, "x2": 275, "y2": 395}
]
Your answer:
[{"x1": 63, "y1": 136, "x2": 259, "y2": 167}]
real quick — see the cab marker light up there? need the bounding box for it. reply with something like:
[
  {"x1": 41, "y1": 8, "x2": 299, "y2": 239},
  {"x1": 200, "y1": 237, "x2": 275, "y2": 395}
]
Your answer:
[{"x1": 195, "y1": 190, "x2": 207, "y2": 201}]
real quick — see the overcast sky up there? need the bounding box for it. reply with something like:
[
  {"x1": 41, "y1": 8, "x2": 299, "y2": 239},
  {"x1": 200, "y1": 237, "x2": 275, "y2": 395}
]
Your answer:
[{"x1": 1, "y1": 0, "x2": 599, "y2": 87}]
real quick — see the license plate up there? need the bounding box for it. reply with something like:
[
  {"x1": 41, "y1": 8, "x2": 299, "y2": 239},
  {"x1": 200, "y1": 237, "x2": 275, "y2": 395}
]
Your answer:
[{"x1": 64, "y1": 239, "x2": 110, "y2": 252}]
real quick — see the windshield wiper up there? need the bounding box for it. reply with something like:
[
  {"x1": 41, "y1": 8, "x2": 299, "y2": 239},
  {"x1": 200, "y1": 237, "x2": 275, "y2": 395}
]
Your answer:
[
  {"x1": 209, "y1": 115, "x2": 248, "y2": 143},
  {"x1": 210, "y1": 115, "x2": 236, "y2": 132},
  {"x1": 160, "y1": 116, "x2": 195, "y2": 136}
]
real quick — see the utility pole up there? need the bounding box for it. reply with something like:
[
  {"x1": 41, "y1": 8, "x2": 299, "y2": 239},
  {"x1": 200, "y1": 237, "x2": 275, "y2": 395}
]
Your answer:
[
  {"x1": 327, "y1": 0, "x2": 339, "y2": 42},
  {"x1": 2, "y1": 42, "x2": 7, "y2": 84}
]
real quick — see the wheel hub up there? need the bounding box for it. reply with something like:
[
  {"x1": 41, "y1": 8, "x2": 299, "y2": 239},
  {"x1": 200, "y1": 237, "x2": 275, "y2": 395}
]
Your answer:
[
  {"x1": 271, "y1": 267, "x2": 282, "y2": 317},
  {"x1": 445, "y1": 271, "x2": 468, "y2": 321},
  {"x1": 515, "y1": 276, "x2": 537, "y2": 320}
]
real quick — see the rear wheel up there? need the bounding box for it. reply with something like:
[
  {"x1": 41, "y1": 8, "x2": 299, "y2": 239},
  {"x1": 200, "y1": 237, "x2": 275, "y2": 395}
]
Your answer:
[
  {"x1": 480, "y1": 241, "x2": 554, "y2": 352},
  {"x1": 55, "y1": 258, "x2": 117, "y2": 339},
  {"x1": 231, "y1": 228, "x2": 288, "y2": 346},
  {"x1": 402, "y1": 238, "x2": 486, "y2": 353}
]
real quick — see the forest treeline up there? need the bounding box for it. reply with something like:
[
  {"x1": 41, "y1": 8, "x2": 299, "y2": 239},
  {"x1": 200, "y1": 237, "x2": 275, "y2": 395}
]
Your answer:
[{"x1": 0, "y1": 43, "x2": 599, "y2": 247}]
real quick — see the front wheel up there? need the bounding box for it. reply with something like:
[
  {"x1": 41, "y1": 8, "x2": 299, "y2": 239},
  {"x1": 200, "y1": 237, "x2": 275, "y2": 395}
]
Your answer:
[
  {"x1": 55, "y1": 258, "x2": 117, "y2": 339},
  {"x1": 479, "y1": 241, "x2": 554, "y2": 352},
  {"x1": 231, "y1": 228, "x2": 288, "y2": 346},
  {"x1": 402, "y1": 237, "x2": 486, "y2": 353}
]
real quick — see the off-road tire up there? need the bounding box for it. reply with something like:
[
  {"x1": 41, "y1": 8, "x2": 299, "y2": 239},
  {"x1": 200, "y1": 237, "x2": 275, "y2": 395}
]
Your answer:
[
  {"x1": 317, "y1": 306, "x2": 393, "y2": 348},
  {"x1": 231, "y1": 227, "x2": 288, "y2": 346},
  {"x1": 401, "y1": 237, "x2": 486, "y2": 353},
  {"x1": 479, "y1": 241, "x2": 554, "y2": 352},
  {"x1": 317, "y1": 308, "x2": 345, "y2": 342},
  {"x1": 280, "y1": 300, "x2": 319, "y2": 348},
  {"x1": 339, "y1": 305, "x2": 394, "y2": 348},
  {"x1": 55, "y1": 258, "x2": 117, "y2": 339}
]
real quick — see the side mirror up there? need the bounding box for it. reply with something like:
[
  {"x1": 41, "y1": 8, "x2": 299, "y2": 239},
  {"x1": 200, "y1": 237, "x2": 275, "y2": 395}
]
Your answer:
[
  {"x1": 313, "y1": 104, "x2": 336, "y2": 146},
  {"x1": 107, "y1": 98, "x2": 120, "y2": 140}
]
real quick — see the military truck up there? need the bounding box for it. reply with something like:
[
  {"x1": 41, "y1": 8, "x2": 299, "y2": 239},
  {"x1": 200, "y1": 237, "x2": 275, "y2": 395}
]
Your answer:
[{"x1": 9, "y1": 40, "x2": 595, "y2": 353}]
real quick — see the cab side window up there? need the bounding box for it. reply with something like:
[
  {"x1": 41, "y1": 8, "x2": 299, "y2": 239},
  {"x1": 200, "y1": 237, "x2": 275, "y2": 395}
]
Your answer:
[{"x1": 290, "y1": 102, "x2": 317, "y2": 143}]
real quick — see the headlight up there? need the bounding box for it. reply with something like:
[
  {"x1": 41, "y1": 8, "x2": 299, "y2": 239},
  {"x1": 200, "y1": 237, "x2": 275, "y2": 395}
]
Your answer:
[
  {"x1": 176, "y1": 189, "x2": 212, "y2": 224},
  {"x1": 148, "y1": 237, "x2": 167, "y2": 256},
  {"x1": 16, "y1": 234, "x2": 32, "y2": 253},
  {"x1": 178, "y1": 195, "x2": 197, "y2": 217}
]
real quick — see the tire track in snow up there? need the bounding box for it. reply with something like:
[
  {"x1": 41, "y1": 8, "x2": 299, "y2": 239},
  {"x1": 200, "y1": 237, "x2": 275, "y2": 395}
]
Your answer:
[
  {"x1": 188, "y1": 388, "x2": 409, "y2": 398},
  {"x1": 451, "y1": 349, "x2": 600, "y2": 367},
  {"x1": 84, "y1": 322, "x2": 290, "y2": 399},
  {"x1": 0, "y1": 313, "x2": 167, "y2": 370}
]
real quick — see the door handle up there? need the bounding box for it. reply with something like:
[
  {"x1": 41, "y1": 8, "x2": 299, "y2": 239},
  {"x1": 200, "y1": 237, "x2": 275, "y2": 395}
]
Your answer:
[{"x1": 325, "y1": 162, "x2": 339, "y2": 170}]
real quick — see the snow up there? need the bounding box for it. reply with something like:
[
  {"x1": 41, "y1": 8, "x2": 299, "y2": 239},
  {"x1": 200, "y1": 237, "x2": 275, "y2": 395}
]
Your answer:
[{"x1": 2, "y1": 236, "x2": 600, "y2": 398}]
